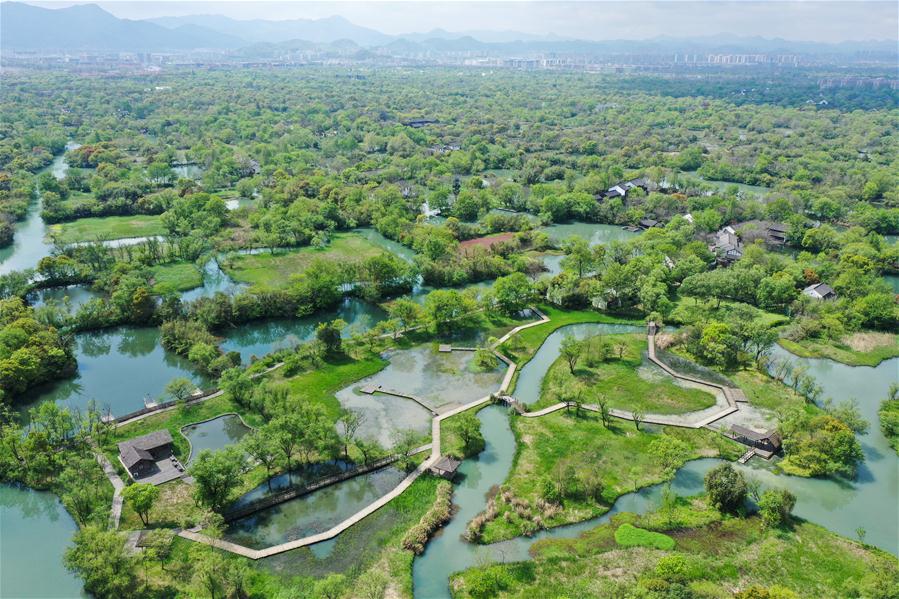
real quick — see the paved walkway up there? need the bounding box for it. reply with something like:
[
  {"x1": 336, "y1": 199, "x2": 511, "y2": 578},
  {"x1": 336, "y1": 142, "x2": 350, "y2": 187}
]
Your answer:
[
  {"x1": 114, "y1": 362, "x2": 284, "y2": 429},
  {"x1": 178, "y1": 311, "x2": 755, "y2": 558},
  {"x1": 512, "y1": 327, "x2": 744, "y2": 429},
  {"x1": 177, "y1": 311, "x2": 538, "y2": 558},
  {"x1": 92, "y1": 444, "x2": 125, "y2": 529}
]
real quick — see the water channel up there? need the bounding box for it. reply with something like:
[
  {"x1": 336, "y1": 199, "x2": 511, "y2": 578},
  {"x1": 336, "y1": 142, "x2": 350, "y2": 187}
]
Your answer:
[
  {"x1": 0, "y1": 145, "x2": 77, "y2": 275},
  {"x1": 412, "y1": 341, "x2": 899, "y2": 596}
]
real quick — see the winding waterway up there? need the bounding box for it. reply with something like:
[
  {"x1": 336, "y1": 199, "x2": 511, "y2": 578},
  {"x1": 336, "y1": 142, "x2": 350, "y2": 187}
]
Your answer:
[
  {"x1": 411, "y1": 345, "x2": 899, "y2": 597},
  {"x1": 0, "y1": 145, "x2": 77, "y2": 275}
]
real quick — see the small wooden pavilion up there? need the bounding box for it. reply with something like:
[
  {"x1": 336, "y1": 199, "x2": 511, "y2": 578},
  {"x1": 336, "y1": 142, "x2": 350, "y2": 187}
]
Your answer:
[{"x1": 430, "y1": 456, "x2": 462, "y2": 480}]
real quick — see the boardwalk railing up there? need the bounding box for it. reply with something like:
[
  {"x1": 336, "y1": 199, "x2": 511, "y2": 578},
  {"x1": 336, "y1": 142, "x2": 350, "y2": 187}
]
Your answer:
[{"x1": 222, "y1": 455, "x2": 401, "y2": 522}]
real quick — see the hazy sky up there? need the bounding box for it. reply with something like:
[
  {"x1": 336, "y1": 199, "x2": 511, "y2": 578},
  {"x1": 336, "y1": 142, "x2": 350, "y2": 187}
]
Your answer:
[{"x1": 28, "y1": 1, "x2": 899, "y2": 42}]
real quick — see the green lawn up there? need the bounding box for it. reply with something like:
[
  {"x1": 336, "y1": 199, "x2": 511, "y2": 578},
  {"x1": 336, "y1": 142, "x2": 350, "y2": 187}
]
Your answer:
[
  {"x1": 221, "y1": 233, "x2": 388, "y2": 288},
  {"x1": 60, "y1": 190, "x2": 94, "y2": 209},
  {"x1": 478, "y1": 409, "x2": 740, "y2": 543},
  {"x1": 536, "y1": 333, "x2": 718, "y2": 414},
  {"x1": 779, "y1": 332, "x2": 899, "y2": 367},
  {"x1": 499, "y1": 305, "x2": 642, "y2": 396},
  {"x1": 669, "y1": 296, "x2": 789, "y2": 328},
  {"x1": 48, "y1": 215, "x2": 167, "y2": 244},
  {"x1": 150, "y1": 261, "x2": 203, "y2": 293},
  {"x1": 453, "y1": 501, "x2": 898, "y2": 599},
  {"x1": 272, "y1": 354, "x2": 389, "y2": 423}
]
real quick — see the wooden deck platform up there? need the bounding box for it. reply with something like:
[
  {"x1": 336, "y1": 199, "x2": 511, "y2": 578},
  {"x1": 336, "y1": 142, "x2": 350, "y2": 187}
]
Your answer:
[{"x1": 372, "y1": 388, "x2": 438, "y2": 416}]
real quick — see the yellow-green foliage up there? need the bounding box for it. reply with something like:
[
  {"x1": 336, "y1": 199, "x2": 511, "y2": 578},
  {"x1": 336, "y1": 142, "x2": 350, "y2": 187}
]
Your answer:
[{"x1": 614, "y1": 523, "x2": 676, "y2": 550}]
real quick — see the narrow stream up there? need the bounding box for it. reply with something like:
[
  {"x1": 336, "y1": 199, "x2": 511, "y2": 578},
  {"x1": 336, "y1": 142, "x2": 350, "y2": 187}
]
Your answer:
[
  {"x1": 0, "y1": 144, "x2": 77, "y2": 275},
  {"x1": 412, "y1": 347, "x2": 899, "y2": 597}
]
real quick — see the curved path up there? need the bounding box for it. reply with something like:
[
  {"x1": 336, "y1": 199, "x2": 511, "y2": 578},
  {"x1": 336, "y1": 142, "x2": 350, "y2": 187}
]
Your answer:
[
  {"x1": 178, "y1": 311, "x2": 754, "y2": 558},
  {"x1": 510, "y1": 324, "x2": 740, "y2": 429}
]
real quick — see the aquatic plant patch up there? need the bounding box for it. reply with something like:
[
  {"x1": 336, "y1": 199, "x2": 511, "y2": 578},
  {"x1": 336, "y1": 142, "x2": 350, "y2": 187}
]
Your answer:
[{"x1": 614, "y1": 523, "x2": 676, "y2": 550}]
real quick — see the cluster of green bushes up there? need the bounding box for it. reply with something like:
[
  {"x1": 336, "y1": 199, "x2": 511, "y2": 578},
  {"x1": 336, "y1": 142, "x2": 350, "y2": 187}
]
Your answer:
[
  {"x1": 0, "y1": 297, "x2": 76, "y2": 398},
  {"x1": 402, "y1": 480, "x2": 453, "y2": 554}
]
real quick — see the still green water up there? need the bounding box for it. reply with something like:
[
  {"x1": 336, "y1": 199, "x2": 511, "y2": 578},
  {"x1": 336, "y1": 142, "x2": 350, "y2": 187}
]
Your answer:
[
  {"x1": 224, "y1": 466, "x2": 407, "y2": 550},
  {"x1": 539, "y1": 221, "x2": 639, "y2": 246},
  {"x1": 681, "y1": 170, "x2": 772, "y2": 196},
  {"x1": 182, "y1": 414, "x2": 252, "y2": 462},
  {"x1": 220, "y1": 297, "x2": 388, "y2": 363},
  {"x1": 17, "y1": 326, "x2": 209, "y2": 418},
  {"x1": 0, "y1": 484, "x2": 87, "y2": 598},
  {"x1": 335, "y1": 346, "x2": 505, "y2": 448}
]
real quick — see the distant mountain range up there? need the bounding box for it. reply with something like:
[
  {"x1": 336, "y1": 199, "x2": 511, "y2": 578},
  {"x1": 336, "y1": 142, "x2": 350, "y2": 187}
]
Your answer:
[
  {"x1": 1, "y1": 2, "x2": 894, "y2": 56},
  {"x1": 0, "y1": 3, "x2": 244, "y2": 51},
  {"x1": 146, "y1": 13, "x2": 393, "y2": 47}
]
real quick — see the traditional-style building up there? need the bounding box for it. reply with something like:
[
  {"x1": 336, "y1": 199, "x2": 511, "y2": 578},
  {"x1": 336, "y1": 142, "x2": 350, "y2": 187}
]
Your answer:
[
  {"x1": 430, "y1": 456, "x2": 462, "y2": 480},
  {"x1": 803, "y1": 283, "x2": 837, "y2": 301},
  {"x1": 118, "y1": 430, "x2": 174, "y2": 479},
  {"x1": 710, "y1": 226, "x2": 743, "y2": 264}
]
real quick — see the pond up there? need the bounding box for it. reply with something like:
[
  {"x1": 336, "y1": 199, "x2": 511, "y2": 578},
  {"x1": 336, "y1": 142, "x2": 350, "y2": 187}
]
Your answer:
[
  {"x1": 223, "y1": 466, "x2": 407, "y2": 550},
  {"x1": 335, "y1": 346, "x2": 506, "y2": 448},
  {"x1": 182, "y1": 414, "x2": 252, "y2": 462},
  {"x1": 0, "y1": 484, "x2": 87, "y2": 598},
  {"x1": 172, "y1": 164, "x2": 204, "y2": 180},
  {"x1": 680, "y1": 170, "x2": 772, "y2": 196},
  {"x1": 17, "y1": 326, "x2": 209, "y2": 419},
  {"x1": 539, "y1": 222, "x2": 639, "y2": 246},
  {"x1": 27, "y1": 284, "x2": 103, "y2": 310},
  {"x1": 512, "y1": 322, "x2": 647, "y2": 405},
  {"x1": 883, "y1": 274, "x2": 899, "y2": 294},
  {"x1": 0, "y1": 144, "x2": 77, "y2": 275},
  {"x1": 220, "y1": 297, "x2": 388, "y2": 363},
  {"x1": 353, "y1": 227, "x2": 416, "y2": 262}
]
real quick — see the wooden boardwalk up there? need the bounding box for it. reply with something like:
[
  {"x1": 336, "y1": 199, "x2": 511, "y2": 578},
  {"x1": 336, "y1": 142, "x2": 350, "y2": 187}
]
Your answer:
[
  {"x1": 178, "y1": 310, "x2": 765, "y2": 559},
  {"x1": 369, "y1": 388, "x2": 438, "y2": 416},
  {"x1": 223, "y1": 454, "x2": 414, "y2": 522}
]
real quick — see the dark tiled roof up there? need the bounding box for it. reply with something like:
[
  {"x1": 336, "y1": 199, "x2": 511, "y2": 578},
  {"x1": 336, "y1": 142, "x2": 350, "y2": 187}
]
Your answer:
[
  {"x1": 432, "y1": 456, "x2": 462, "y2": 473},
  {"x1": 118, "y1": 430, "x2": 173, "y2": 467},
  {"x1": 731, "y1": 425, "x2": 780, "y2": 445}
]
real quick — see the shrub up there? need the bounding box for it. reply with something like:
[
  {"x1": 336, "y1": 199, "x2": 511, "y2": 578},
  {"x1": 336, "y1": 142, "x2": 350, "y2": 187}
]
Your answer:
[
  {"x1": 758, "y1": 489, "x2": 796, "y2": 528},
  {"x1": 402, "y1": 481, "x2": 453, "y2": 554},
  {"x1": 614, "y1": 523, "x2": 676, "y2": 550},
  {"x1": 704, "y1": 463, "x2": 747, "y2": 513}
]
